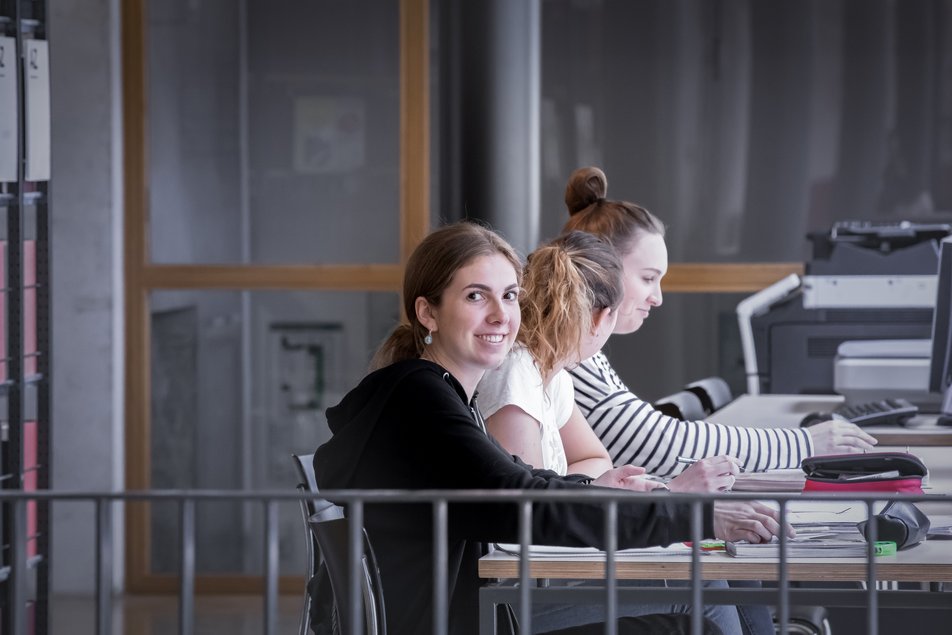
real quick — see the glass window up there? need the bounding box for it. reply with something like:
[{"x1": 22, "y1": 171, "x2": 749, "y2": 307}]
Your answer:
[
  {"x1": 147, "y1": 0, "x2": 401, "y2": 265},
  {"x1": 539, "y1": 0, "x2": 952, "y2": 262},
  {"x1": 148, "y1": 288, "x2": 399, "y2": 574}
]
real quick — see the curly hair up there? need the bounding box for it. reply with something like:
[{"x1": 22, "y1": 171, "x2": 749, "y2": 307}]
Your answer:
[{"x1": 519, "y1": 231, "x2": 622, "y2": 379}]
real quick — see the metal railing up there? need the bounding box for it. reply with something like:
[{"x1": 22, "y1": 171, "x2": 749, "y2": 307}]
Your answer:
[{"x1": 0, "y1": 489, "x2": 948, "y2": 635}]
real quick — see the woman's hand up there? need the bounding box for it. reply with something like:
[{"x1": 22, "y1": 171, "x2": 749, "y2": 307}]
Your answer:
[
  {"x1": 668, "y1": 455, "x2": 739, "y2": 493},
  {"x1": 807, "y1": 419, "x2": 877, "y2": 455},
  {"x1": 712, "y1": 501, "x2": 794, "y2": 544},
  {"x1": 592, "y1": 465, "x2": 667, "y2": 492}
]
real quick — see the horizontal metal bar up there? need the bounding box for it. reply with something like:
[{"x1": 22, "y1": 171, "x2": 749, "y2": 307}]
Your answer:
[
  {"x1": 479, "y1": 584, "x2": 952, "y2": 609},
  {"x1": 0, "y1": 488, "x2": 944, "y2": 504}
]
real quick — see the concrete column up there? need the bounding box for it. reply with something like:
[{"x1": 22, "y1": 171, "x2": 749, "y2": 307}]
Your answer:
[{"x1": 457, "y1": 0, "x2": 541, "y2": 256}]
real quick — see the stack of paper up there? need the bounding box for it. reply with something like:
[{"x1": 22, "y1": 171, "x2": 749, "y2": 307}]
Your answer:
[
  {"x1": 732, "y1": 468, "x2": 805, "y2": 492},
  {"x1": 725, "y1": 534, "x2": 868, "y2": 558},
  {"x1": 493, "y1": 543, "x2": 691, "y2": 557}
]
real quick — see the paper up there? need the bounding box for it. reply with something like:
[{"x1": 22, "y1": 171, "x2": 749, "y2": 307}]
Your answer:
[
  {"x1": 23, "y1": 39, "x2": 49, "y2": 182},
  {"x1": 0, "y1": 36, "x2": 17, "y2": 182},
  {"x1": 726, "y1": 534, "x2": 869, "y2": 558},
  {"x1": 494, "y1": 543, "x2": 692, "y2": 558},
  {"x1": 732, "y1": 468, "x2": 805, "y2": 492}
]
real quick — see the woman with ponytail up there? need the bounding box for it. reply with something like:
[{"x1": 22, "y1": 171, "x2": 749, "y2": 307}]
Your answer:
[{"x1": 478, "y1": 231, "x2": 754, "y2": 635}]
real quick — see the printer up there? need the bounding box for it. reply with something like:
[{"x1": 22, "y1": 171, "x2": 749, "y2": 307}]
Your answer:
[{"x1": 737, "y1": 221, "x2": 951, "y2": 405}]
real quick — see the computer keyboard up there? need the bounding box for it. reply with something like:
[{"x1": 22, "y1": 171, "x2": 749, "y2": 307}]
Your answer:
[{"x1": 833, "y1": 397, "x2": 919, "y2": 427}]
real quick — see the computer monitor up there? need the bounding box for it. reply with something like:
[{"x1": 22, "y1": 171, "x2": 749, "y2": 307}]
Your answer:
[{"x1": 928, "y1": 236, "x2": 952, "y2": 423}]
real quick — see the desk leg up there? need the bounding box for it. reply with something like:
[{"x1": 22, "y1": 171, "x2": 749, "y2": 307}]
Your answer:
[{"x1": 479, "y1": 587, "x2": 498, "y2": 635}]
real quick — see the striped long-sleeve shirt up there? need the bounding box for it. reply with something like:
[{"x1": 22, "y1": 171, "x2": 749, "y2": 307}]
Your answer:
[{"x1": 569, "y1": 351, "x2": 815, "y2": 477}]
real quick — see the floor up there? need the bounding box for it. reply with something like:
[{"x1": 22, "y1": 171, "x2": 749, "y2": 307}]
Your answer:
[{"x1": 49, "y1": 594, "x2": 304, "y2": 635}]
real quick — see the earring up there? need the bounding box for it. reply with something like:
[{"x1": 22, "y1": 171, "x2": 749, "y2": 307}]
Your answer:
[{"x1": 424, "y1": 330, "x2": 433, "y2": 345}]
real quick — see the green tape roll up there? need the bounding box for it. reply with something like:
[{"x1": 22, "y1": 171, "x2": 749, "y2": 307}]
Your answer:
[{"x1": 874, "y1": 541, "x2": 897, "y2": 556}]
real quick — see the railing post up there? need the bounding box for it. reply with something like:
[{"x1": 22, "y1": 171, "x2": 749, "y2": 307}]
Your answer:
[
  {"x1": 9, "y1": 498, "x2": 27, "y2": 635},
  {"x1": 777, "y1": 499, "x2": 788, "y2": 634},
  {"x1": 690, "y1": 500, "x2": 703, "y2": 635},
  {"x1": 96, "y1": 498, "x2": 114, "y2": 635},
  {"x1": 433, "y1": 498, "x2": 449, "y2": 635},
  {"x1": 180, "y1": 498, "x2": 196, "y2": 635},
  {"x1": 348, "y1": 500, "x2": 365, "y2": 635},
  {"x1": 603, "y1": 501, "x2": 617, "y2": 635},
  {"x1": 519, "y1": 500, "x2": 532, "y2": 635},
  {"x1": 264, "y1": 500, "x2": 279, "y2": 635},
  {"x1": 866, "y1": 500, "x2": 878, "y2": 635}
]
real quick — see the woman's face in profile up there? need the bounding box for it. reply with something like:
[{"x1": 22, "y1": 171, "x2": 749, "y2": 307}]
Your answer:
[
  {"x1": 614, "y1": 232, "x2": 667, "y2": 335},
  {"x1": 425, "y1": 253, "x2": 521, "y2": 382}
]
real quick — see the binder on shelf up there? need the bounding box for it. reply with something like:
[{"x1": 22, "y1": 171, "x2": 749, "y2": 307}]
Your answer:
[
  {"x1": 0, "y1": 36, "x2": 17, "y2": 182},
  {"x1": 0, "y1": 239, "x2": 6, "y2": 382},
  {"x1": 24, "y1": 419, "x2": 37, "y2": 558},
  {"x1": 24, "y1": 240, "x2": 35, "y2": 377},
  {"x1": 23, "y1": 39, "x2": 49, "y2": 182}
]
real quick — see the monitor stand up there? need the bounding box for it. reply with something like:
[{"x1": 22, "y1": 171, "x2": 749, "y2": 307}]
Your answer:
[{"x1": 937, "y1": 385, "x2": 952, "y2": 426}]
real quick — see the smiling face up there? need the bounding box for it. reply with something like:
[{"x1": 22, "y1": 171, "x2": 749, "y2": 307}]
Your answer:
[
  {"x1": 416, "y1": 253, "x2": 521, "y2": 393},
  {"x1": 614, "y1": 232, "x2": 668, "y2": 335}
]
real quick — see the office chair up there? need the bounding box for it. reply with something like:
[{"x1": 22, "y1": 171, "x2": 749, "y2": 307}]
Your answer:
[
  {"x1": 310, "y1": 514, "x2": 388, "y2": 635},
  {"x1": 685, "y1": 376, "x2": 734, "y2": 415},
  {"x1": 291, "y1": 453, "x2": 346, "y2": 635},
  {"x1": 294, "y1": 452, "x2": 388, "y2": 635},
  {"x1": 652, "y1": 390, "x2": 706, "y2": 421}
]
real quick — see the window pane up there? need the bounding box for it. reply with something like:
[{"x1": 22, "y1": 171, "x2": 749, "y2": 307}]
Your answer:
[
  {"x1": 148, "y1": 289, "x2": 399, "y2": 574},
  {"x1": 147, "y1": 0, "x2": 400, "y2": 265},
  {"x1": 539, "y1": 0, "x2": 952, "y2": 262}
]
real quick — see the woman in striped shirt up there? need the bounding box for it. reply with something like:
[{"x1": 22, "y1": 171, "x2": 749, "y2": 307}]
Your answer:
[{"x1": 561, "y1": 166, "x2": 877, "y2": 478}]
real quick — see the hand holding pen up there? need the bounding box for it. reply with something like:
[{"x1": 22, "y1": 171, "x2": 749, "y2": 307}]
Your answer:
[
  {"x1": 668, "y1": 455, "x2": 742, "y2": 493},
  {"x1": 677, "y1": 455, "x2": 746, "y2": 472}
]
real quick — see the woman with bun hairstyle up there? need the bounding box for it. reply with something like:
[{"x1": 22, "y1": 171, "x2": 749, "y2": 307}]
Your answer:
[
  {"x1": 561, "y1": 166, "x2": 877, "y2": 478},
  {"x1": 559, "y1": 168, "x2": 877, "y2": 635}
]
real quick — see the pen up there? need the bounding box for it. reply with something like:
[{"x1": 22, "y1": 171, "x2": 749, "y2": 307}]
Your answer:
[{"x1": 677, "y1": 456, "x2": 746, "y2": 473}]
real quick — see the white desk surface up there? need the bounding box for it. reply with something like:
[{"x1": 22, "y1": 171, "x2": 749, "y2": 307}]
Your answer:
[
  {"x1": 478, "y1": 538, "x2": 952, "y2": 582},
  {"x1": 708, "y1": 394, "x2": 952, "y2": 446}
]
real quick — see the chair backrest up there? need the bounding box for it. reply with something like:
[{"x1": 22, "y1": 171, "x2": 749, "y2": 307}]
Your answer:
[
  {"x1": 294, "y1": 452, "x2": 387, "y2": 635},
  {"x1": 292, "y1": 452, "x2": 344, "y2": 522},
  {"x1": 652, "y1": 389, "x2": 706, "y2": 421},
  {"x1": 292, "y1": 452, "x2": 346, "y2": 635},
  {"x1": 310, "y1": 515, "x2": 388, "y2": 635},
  {"x1": 685, "y1": 376, "x2": 734, "y2": 415}
]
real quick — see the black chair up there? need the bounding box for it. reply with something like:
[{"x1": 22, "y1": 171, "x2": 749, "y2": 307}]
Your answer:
[
  {"x1": 310, "y1": 515, "x2": 388, "y2": 635},
  {"x1": 652, "y1": 389, "x2": 706, "y2": 421},
  {"x1": 292, "y1": 453, "x2": 342, "y2": 635},
  {"x1": 292, "y1": 452, "x2": 387, "y2": 635},
  {"x1": 685, "y1": 376, "x2": 734, "y2": 415}
]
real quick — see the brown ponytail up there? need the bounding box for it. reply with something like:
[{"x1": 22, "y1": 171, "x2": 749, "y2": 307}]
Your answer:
[{"x1": 519, "y1": 231, "x2": 622, "y2": 379}]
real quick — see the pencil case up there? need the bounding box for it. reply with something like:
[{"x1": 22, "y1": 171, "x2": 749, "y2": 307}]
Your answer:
[{"x1": 801, "y1": 452, "x2": 927, "y2": 494}]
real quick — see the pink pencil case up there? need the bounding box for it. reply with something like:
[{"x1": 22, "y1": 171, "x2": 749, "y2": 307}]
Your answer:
[{"x1": 801, "y1": 452, "x2": 927, "y2": 494}]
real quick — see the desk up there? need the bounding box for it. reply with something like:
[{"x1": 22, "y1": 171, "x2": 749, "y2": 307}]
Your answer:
[
  {"x1": 478, "y1": 537, "x2": 952, "y2": 634},
  {"x1": 708, "y1": 394, "x2": 952, "y2": 446},
  {"x1": 478, "y1": 428, "x2": 952, "y2": 634}
]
